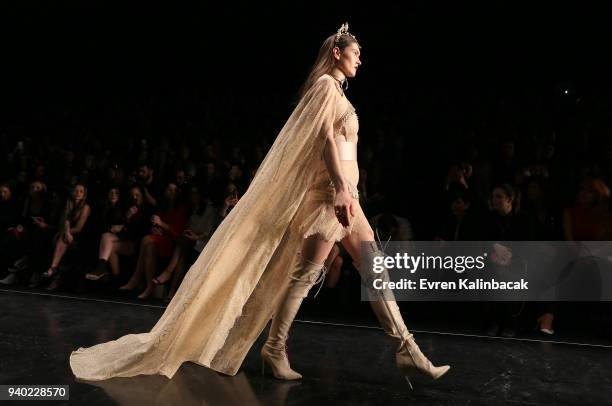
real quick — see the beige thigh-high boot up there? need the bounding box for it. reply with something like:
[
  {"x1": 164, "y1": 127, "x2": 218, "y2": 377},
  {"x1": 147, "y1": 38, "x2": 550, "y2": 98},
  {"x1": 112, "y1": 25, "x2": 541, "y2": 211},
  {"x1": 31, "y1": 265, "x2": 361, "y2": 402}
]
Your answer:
[
  {"x1": 261, "y1": 255, "x2": 327, "y2": 380},
  {"x1": 353, "y1": 241, "x2": 450, "y2": 388}
]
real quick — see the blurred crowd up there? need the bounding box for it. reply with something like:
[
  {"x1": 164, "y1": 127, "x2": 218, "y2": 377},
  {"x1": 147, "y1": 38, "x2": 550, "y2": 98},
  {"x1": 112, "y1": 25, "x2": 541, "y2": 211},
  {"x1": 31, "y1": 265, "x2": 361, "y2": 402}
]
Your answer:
[{"x1": 2, "y1": 85, "x2": 612, "y2": 339}]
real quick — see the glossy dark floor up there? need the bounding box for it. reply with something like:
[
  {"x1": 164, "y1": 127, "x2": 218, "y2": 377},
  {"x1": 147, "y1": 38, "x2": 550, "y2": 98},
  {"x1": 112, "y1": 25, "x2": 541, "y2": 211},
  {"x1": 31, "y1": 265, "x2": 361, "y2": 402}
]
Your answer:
[{"x1": 1, "y1": 289, "x2": 611, "y2": 405}]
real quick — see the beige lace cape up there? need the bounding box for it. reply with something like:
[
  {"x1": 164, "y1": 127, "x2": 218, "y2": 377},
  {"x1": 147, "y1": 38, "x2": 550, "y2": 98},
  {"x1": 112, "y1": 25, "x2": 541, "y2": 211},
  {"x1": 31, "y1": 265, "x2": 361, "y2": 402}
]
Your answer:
[{"x1": 69, "y1": 74, "x2": 344, "y2": 380}]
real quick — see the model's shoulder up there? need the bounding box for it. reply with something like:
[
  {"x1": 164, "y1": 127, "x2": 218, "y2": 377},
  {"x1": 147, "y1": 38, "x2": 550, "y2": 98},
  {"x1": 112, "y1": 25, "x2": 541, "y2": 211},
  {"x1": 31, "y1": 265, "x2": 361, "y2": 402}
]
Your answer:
[
  {"x1": 315, "y1": 74, "x2": 342, "y2": 94},
  {"x1": 317, "y1": 73, "x2": 334, "y2": 83}
]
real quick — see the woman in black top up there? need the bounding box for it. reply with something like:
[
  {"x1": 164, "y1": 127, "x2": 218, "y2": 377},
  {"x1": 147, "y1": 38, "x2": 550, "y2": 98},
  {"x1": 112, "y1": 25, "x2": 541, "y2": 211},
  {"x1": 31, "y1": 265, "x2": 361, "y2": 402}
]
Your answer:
[{"x1": 86, "y1": 185, "x2": 154, "y2": 281}]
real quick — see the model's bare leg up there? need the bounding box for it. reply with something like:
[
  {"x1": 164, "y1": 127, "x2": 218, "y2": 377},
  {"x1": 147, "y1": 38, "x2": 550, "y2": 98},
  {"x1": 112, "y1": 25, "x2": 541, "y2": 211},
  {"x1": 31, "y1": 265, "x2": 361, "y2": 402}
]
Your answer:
[
  {"x1": 261, "y1": 233, "x2": 335, "y2": 380},
  {"x1": 341, "y1": 229, "x2": 450, "y2": 386}
]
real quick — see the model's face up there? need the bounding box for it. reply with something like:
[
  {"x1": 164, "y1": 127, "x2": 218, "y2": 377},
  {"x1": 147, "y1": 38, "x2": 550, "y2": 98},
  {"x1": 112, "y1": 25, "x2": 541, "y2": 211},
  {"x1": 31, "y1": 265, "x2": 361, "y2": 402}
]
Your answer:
[{"x1": 335, "y1": 42, "x2": 361, "y2": 78}]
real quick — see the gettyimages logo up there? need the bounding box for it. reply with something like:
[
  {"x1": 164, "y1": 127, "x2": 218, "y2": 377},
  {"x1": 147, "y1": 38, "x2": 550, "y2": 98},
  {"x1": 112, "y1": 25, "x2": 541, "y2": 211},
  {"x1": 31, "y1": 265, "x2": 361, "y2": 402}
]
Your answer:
[
  {"x1": 361, "y1": 241, "x2": 612, "y2": 302},
  {"x1": 372, "y1": 252, "x2": 488, "y2": 274}
]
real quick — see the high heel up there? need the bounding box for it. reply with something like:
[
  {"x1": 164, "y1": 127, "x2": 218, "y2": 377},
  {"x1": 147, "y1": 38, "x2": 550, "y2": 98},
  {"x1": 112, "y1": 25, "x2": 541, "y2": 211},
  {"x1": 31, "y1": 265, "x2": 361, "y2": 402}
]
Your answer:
[
  {"x1": 260, "y1": 257, "x2": 326, "y2": 380},
  {"x1": 260, "y1": 344, "x2": 302, "y2": 380},
  {"x1": 396, "y1": 335, "x2": 451, "y2": 383},
  {"x1": 352, "y1": 242, "x2": 451, "y2": 389}
]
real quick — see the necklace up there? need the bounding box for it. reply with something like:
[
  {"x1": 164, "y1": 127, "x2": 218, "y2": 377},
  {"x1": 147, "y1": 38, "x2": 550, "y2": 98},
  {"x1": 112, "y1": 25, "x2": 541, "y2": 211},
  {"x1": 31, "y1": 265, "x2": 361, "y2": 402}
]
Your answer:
[{"x1": 330, "y1": 74, "x2": 348, "y2": 91}]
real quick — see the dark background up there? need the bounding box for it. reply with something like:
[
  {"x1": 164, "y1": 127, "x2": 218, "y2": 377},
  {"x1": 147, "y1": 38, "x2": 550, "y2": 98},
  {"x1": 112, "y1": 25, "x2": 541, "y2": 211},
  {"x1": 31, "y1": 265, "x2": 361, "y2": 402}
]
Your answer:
[
  {"x1": 2, "y1": 1, "x2": 612, "y2": 338},
  {"x1": 1, "y1": 1, "x2": 611, "y2": 232}
]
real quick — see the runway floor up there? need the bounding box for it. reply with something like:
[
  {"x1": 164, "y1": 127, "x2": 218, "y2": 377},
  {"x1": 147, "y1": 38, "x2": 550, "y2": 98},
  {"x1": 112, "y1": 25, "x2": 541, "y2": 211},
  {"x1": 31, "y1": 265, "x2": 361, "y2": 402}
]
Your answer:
[{"x1": 1, "y1": 288, "x2": 611, "y2": 405}]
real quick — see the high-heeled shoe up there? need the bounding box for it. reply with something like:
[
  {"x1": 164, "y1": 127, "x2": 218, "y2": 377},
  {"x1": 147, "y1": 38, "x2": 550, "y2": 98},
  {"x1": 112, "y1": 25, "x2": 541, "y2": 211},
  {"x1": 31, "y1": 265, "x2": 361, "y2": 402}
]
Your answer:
[
  {"x1": 353, "y1": 241, "x2": 451, "y2": 389},
  {"x1": 396, "y1": 334, "x2": 451, "y2": 389},
  {"x1": 261, "y1": 257, "x2": 327, "y2": 380},
  {"x1": 260, "y1": 342, "x2": 302, "y2": 380}
]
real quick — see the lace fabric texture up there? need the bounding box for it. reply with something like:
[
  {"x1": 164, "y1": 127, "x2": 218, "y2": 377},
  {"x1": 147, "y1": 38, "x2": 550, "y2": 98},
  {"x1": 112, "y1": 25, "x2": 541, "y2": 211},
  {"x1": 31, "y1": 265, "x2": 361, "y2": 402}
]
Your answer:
[
  {"x1": 293, "y1": 88, "x2": 371, "y2": 242},
  {"x1": 68, "y1": 74, "x2": 372, "y2": 381}
]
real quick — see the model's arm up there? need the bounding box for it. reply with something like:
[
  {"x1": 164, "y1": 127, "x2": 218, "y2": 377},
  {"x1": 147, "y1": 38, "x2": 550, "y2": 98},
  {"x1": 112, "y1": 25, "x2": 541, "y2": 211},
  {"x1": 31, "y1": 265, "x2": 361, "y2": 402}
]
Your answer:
[{"x1": 323, "y1": 131, "x2": 354, "y2": 226}]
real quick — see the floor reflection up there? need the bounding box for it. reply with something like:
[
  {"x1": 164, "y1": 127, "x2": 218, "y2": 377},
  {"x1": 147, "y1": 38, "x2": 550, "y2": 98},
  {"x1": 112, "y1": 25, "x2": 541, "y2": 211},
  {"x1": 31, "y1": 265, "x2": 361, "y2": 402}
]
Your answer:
[{"x1": 80, "y1": 363, "x2": 299, "y2": 406}]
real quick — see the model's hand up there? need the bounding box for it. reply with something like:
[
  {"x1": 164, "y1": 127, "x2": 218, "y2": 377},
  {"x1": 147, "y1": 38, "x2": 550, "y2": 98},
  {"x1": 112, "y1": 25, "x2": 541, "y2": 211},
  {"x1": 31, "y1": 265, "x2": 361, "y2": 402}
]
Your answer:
[{"x1": 334, "y1": 190, "x2": 354, "y2": 227}]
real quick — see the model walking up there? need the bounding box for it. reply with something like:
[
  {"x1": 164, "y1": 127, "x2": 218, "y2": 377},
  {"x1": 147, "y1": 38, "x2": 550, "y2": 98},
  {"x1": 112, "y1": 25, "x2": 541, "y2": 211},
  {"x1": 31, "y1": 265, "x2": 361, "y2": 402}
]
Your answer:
[{"x1": 69, "y1": 23, "x2": 449, "y2": 386}]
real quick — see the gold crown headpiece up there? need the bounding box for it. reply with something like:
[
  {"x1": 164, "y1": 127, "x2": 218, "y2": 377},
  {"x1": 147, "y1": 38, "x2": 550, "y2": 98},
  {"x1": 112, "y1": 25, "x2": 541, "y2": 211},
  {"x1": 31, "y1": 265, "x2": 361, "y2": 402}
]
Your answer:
[{"x1": 335, "y1": 22, "x2": 357, "y2": 44}]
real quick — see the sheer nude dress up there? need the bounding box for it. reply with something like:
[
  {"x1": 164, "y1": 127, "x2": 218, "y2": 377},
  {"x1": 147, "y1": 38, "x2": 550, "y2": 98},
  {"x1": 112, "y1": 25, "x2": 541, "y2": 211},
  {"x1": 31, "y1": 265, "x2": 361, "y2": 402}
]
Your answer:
[{"x1": 291, "y1": 74, "x2": 373, "y2": 242}]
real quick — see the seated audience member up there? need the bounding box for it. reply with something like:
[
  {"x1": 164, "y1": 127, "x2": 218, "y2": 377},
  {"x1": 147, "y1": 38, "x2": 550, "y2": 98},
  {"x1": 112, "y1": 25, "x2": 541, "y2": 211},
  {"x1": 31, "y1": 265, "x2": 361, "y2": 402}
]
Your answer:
[
  {"x1": 563, "y1": 177, "x2": 610, "y2": 241},
  {"x1": 435, "y1": 186, "x2": 482, "y2": 241},
  {"x1": 86, "y1": 185, "x2": 154, "y2": 281},
  {"x1": 41, "y1": 183, "x2": 91, "y2": 291},
  {"x1": 0, "y1": 183, "x2": 21, "y2": 284},
  {"x1": 482, "y1": 184, "x2": 529, "y2": 338},
  {"x1": 120, "y1": 182, "x2": 187, "y2": 299},
  {"x1": 521, "y1": 176, "x2": 562, "y2": 336},
  {"x1": 10, "y1": 181, "x2": 61, "y2": 288},
  {"x1": 134, "y1": 161, "x2": 162, "y2": 207},
  {"x1": 153, "y1": 185, "x2": 222, "y2": 302}
]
